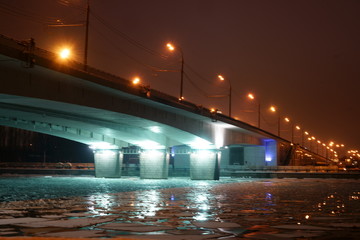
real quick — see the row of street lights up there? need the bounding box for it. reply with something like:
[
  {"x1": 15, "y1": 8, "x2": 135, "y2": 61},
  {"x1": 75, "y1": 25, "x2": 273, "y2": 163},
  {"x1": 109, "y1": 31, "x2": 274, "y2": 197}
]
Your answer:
[
  {"x1": 53, "y1": 0, "x2": 357, "y2": 159},
  {"x1": 57, "y1": 41, "x2": 350, "y2": 160}
]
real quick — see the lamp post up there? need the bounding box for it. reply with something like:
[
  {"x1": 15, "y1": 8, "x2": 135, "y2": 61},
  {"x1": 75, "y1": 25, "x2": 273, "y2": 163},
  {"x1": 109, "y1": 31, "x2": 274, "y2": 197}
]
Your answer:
[
  {"x1": 218, "y1": 75, "x2": 232, "y2": 117},
  {"x1": 322, "y1": 143, "x2": 326, "y2": 157},
  {"x1": 304, "y1": 131, "x2": 309, "y2": 148},
  {"x1": 166, "y1": 43, "x2": 184, "y2": 101},
  {"x1": 311, "y1": 136, "x2": 316, "y2": 152},
  {"x1": 247, "y1": 93, "x2": 261, "y2": 128},
  {"x1": 284, "y1": 117, "x2": 294, "y2": 142},
  {"x1": 295, "y1": 125, "x2": 301, "y2": 144},
  {"x1": 307, "y1": 137, "x2": 313, "y2": 152},
  {"x1": 269, "y1": 105, "x2": 280, "y2": 136},
  {"x1": 84, "y1": 0, "x2": 90, "y2": 70},
  {"x1": 317, "y1": 140, "x2": 321, "y2": 154}
]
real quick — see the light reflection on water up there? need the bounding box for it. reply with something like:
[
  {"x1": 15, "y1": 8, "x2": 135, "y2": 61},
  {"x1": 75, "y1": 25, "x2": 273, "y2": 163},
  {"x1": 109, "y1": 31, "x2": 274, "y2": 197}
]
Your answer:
[
  {"x1": 135, "y1": 190, "x2": 161, "y2": 218},
  {"x1": 1, "y1": 177, "x2": 360, "y2": 238},
  {"x1": 86, "y1": 194, "x2": 118, "y2": 215},
  {"x1": 77, "y1": 178, "x2": 360, "y2": 239}
]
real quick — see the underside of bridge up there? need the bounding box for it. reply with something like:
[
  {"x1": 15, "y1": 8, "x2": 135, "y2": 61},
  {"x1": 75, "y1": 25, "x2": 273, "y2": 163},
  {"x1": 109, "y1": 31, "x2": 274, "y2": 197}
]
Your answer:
[{"x1": 0, "y1": 91, "x2": 280, "y2": 180}]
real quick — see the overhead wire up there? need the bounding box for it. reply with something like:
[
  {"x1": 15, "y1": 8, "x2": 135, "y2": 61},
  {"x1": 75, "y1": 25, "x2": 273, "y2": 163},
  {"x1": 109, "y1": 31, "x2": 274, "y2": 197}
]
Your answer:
[
  {"x1": 58, "y1": 0, "x2": 221, "y2": 99},
  {"x1": 0, "y1": 2, "x2": 58, "y2": 24},
  {"x1": 90, "y1": 24, "x2": 164, "y2": 72},
  {"x1": 90, "y1": 9, "x2": 167, "y2": 59},
  {"x1": 0, "y1": 0, "x2": 225, "y2": 99},
  {"x1": 183, "y1": 72, "x2": 213, "y2": 98}
]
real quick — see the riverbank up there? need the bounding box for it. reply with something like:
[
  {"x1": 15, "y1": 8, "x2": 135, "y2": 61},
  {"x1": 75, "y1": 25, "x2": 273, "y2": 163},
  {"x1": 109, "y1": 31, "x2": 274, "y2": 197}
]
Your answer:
[{"x1": 0, "y1": 178, "x2": 359, "y2": 239}]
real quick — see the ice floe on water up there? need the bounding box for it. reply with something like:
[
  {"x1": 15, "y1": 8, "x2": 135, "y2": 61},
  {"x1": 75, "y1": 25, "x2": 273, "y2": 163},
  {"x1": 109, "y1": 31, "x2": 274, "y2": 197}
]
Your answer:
[{"x1": 0, "y1": 177, "x2": 359, "y2": 239}]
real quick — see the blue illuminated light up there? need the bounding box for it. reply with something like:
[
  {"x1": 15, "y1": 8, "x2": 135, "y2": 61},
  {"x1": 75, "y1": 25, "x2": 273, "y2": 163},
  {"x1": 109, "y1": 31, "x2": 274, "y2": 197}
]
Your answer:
[{"x1": 264, "y1": 139, "x2": 276, "y2": 163}]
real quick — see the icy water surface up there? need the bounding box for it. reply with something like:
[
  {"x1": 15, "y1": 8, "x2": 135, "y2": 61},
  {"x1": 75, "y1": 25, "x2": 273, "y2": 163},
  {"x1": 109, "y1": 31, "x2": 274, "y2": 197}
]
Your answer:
[
  {"x1": 0, "y1": 176, "x2": 231, "y2": 202},
  {"x1": 0, "y1": 177, "x2": 359, "y2": 239}
]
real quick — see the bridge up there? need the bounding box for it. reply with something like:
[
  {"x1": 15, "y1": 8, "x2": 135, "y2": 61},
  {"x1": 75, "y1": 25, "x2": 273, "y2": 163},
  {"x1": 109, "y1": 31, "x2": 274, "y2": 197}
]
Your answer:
[{"x1": 0, "y1": 35, "x2": 321, "y2": 180}]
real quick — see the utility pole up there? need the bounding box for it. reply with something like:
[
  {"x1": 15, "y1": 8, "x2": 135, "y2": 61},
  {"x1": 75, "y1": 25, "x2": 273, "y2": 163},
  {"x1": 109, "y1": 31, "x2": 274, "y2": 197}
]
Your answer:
[{"x1": 84, "y1": 0, "x2": 90, "y2": 71}]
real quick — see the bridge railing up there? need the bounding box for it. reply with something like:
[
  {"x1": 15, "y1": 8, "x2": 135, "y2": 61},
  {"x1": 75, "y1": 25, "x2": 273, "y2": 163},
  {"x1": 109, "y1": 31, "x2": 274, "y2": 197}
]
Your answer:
[{"x1": 222, "y1": 165, "x2": 340, "y2": 173}]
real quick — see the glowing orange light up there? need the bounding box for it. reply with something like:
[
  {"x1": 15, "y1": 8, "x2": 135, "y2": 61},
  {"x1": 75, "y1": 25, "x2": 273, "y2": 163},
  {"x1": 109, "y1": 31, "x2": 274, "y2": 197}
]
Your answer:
[
  {"x1": 218, "y1": 75, "x2": 225, "y2": 81},
  {"x1": 132, "y1": 77, "x2": 140, "y2": 85},
  {"x1": 248, "y1": 93, "x2": 255, "y2": 100},
  {"x1": 284, "y1": 117, "x2": 290, "y2": 122},
  {"x1": 59, "y1": 48, "x2": 71, "y2": 59},
  {"x1": 296, "y1": 126, "x2": 301, "y2": 130},
  {"x1": 270, "y1": 106, "x2": 276, "y2": 112},
  {"x1": 166, "y1": 43, "x2": 175, "y2": 51}
]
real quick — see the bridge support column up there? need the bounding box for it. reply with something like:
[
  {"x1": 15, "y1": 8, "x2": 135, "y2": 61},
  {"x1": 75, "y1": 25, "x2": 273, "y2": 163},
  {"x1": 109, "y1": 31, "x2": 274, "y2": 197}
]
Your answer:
[
  {"x1": 94, "y1": 149, "x2": 122, "y2": 178},
  {"x1": 190, "y1": 149, "x2": 220, "y2": 180},
  {"x1": 139, "y1": 149, "x2": 169, "y2": 179}
]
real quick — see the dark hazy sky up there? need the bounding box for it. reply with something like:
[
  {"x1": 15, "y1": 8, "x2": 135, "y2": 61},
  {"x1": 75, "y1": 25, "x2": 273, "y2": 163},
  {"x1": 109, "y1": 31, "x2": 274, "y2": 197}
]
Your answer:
[{"x1": 0, "y1": 0, "x2": 359, "y2": 151}]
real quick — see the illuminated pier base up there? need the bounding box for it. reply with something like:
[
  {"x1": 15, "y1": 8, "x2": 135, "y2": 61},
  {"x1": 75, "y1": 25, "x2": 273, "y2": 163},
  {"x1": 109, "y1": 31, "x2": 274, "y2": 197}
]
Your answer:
[
  {"x1": 94, "y1": 149, "x2": 122, "y2": 178},
  {"x1": 190, "y1": 149, "x2": 220, "y2": 180},
  {"x1": 139, "y1": 149, "x2": 169, "y2": 179}
]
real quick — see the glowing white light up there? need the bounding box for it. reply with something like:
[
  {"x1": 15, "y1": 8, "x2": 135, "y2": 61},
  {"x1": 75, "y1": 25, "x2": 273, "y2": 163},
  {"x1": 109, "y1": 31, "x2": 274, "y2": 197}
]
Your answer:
[
  {"x1": 214, "y1": 125, "x2": 224, "y2": 148},
  {"x1": 189, "y1": 138, "x2": 213, "y2": 150},
  {"x1": 149, "y1": 126, "x2": 161, "y2": 133},
  {"x1": 89, "y1": 142, "x2": 118, "y2": 150},
  {"x1": 136, "y1": 140, "x2": 164, "y2": 150},
  {"x1": 95, "y1": 150, "x2": 116, "y2": 157},
  {"x1": 135, "y1": 190, "x2": 160, "y2": 217},
  {"x1": 166, "y1": 43, "x2": 175, "y2": 51},
  {"x1": 191, "y1": 149, "x2": 215, "y2": 158}
]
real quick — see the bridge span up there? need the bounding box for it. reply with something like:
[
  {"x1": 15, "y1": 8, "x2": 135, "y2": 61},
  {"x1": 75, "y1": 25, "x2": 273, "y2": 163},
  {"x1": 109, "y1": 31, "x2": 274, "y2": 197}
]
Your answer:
[{"x1": 0, "y1": 35, "x2": 299, "y2": 180}]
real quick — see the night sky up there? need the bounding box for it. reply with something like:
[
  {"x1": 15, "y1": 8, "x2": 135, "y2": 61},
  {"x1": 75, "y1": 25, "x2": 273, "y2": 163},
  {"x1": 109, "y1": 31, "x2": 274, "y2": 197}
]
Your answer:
[{"x1": 0, "y1": 0, "x2": 359, "y2": 152}]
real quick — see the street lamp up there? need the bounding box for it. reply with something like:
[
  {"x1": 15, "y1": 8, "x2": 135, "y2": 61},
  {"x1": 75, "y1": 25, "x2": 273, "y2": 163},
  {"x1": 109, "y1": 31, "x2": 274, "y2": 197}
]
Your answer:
[
  {"x1": 307, "y1": 137, "x2": 314, "y2": 152},
  {"x1": 295, "y1": 125, "x2": 301, "y2": 145},
  {"x1": 247, "y1": 93, "x2": 261, "y2": 128},
  {"x1": 269, "y1": 105, "x2": 280, "y2": 136},
  {"x1": 59, "y1": 48, "x2": 71, "y2": 59},
  {"x1": 218, "y1": 74, "x2": 232, "y2": 117},
  {"x1": 166, "y1": 43, "x2": 184, "y2": 101},
  {"x1": 322, "y1": 143, "x2": 326, "y2": 158},
  {"x1": 284, "y1": 117, "x2": 295, "y2": 143},
  {"x1": 304, "y1": 131, "x2": 309, "y2": 148},
  {"x1": 317, "y1": 140, "x2": 321, "y2": 154},
  {"x1": 132, "y1": 77, "x2": 140, "y2": 85}
]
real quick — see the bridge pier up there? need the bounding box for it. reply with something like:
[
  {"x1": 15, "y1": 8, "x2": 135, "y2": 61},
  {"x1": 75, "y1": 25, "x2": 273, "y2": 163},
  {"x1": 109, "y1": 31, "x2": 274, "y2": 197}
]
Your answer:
[
  {"x1": 139, "y1": 149, "x2": 169, "y2": 179},
  {"x1": 190, "y1": 149, "x2": 220, "y2": 180},
  {"x1": 94, "y1": 149, "x2": 122, "y2": 178}
]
